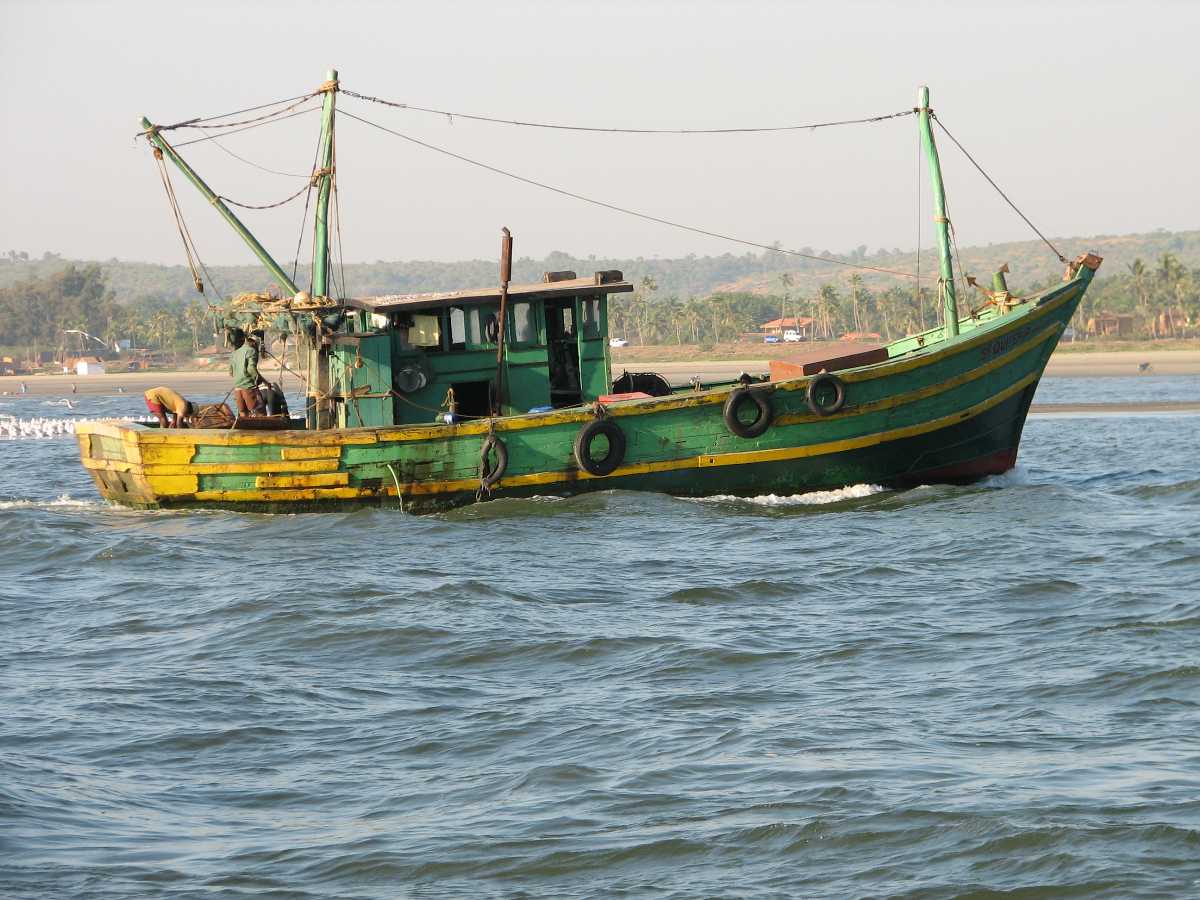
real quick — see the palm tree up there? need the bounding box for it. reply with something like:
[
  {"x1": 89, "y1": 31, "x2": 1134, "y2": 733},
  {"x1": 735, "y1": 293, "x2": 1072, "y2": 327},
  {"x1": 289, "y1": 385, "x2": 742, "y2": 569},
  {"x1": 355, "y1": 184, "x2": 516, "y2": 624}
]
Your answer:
[
  {"x1": 1127, "y1": 258, "x2": 1150, "y2": 335},
  {"x1": 150, "y1": 311, "x2": 176, "y2": 352},
  {"x1": 818, "y1": 285, "x2": 840, "y2": 341},
  {"x1": 183, "y1": 303, "x2": 207, "y2": 353},
  {"x1": 778, "y1": 272, "x2": 794, "y2": 325},
  {"x1": 683, "y1": 298, "x2": 705, "y2": 344},
  {"x1": 848, "y1": 273, "x2": 863, "y2": 333},
  {"x1": 630, "y1": 275, "x2": 658, "y2": 346}
]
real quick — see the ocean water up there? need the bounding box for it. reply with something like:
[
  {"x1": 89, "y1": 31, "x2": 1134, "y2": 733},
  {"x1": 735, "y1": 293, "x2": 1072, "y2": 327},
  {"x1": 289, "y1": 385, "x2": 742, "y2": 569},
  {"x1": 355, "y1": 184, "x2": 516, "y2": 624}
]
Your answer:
[{"x1": 1, "y1": 381, "x2": 1198, "y2": 898}]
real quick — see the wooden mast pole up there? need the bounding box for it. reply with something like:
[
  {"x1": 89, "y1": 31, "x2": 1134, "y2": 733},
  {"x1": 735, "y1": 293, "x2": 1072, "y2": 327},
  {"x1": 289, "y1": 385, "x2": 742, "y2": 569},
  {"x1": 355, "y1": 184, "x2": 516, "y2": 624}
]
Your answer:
[
  {"x1": 140, "y1": 118, "x2": 300, "y2": 296},
  {"x1": 493, "y1": 227, "x2": 513, "y2": 416},
  {"x1": 917, "y1": 86, "x2": 959, "y2": 338},
  {"x1": 311, "y1": 69, "x2": 339, "y2": 300}
]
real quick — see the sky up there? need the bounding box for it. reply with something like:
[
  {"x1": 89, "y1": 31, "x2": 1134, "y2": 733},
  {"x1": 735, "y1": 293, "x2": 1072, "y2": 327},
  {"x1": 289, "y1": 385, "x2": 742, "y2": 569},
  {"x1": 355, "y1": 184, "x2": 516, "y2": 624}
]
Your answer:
[{"x1": 2, "y1": 0, "x2": 1198, "y2": 269}]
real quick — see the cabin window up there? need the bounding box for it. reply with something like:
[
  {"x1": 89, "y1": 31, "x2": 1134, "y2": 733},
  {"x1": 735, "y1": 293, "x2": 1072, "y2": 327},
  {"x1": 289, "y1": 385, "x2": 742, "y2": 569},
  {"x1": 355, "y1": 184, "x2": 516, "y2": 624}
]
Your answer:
[
  {"x1": 581, "y1": 298, "x2": 602, "y2": 339},
  {"x1": 465, "y1": 306, "x2": 499, "y2": 347},
  {"x1": 449, "y1": 306, "x2": 467, "y2": 351},
  {"x1": 511, "y1": 301, "x2": 537, "y2": 344},
  {"x1": 410, "y1": 313, "x2": 442, "y2": 349}
]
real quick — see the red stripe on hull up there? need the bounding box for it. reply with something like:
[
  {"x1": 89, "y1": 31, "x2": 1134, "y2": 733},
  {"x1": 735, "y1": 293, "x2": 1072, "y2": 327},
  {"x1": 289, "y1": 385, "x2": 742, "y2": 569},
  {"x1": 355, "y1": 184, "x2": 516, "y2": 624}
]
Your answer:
[{"x1": 898, "y1": 447, "x2": 1018, "y2": 486}]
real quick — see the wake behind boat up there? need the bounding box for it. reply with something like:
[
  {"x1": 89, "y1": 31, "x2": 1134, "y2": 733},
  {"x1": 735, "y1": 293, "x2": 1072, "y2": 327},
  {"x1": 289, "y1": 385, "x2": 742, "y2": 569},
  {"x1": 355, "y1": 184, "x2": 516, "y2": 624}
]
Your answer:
[{"x1": 77, "y1": 72, "x2": 1101, "y2": 512}]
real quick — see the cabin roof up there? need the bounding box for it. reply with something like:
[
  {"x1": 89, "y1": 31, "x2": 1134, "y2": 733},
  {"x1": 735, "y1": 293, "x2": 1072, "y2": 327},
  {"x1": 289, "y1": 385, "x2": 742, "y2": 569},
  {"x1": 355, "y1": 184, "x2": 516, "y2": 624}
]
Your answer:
[{"x1": 345, "y1": 273, "x2": 633, "y2": 314}]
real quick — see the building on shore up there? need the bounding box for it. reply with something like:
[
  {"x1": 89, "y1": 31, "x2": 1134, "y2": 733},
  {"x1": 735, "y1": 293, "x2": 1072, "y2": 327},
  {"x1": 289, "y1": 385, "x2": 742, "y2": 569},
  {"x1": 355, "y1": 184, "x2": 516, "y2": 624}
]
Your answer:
[{"x1": 760, "y1": 316, "x2": 814, "y2": 338}]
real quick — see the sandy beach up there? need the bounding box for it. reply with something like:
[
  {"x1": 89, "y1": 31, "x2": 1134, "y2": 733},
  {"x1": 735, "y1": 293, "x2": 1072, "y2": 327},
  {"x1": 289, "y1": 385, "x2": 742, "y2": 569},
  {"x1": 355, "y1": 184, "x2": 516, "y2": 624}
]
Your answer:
[
  {"x1": 0, "y1": 364, "x2": 293, "y2": 399},
  {"x1": 2, "y1": 350, "x2": 1196, "y2": 405}
]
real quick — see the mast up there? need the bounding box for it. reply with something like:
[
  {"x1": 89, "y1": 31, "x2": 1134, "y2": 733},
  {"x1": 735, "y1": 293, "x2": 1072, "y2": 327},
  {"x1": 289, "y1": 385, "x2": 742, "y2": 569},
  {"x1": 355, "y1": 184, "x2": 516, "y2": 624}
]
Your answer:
[
  {"x1": 311, "y1": 69, "x2": 339, "y2": 299},
  {"x1": 917, "y1": 86, "x2": 959, "y2": 338},
  {"x1": 140, "y1": 119, "x2": 300, "y2": 296}
]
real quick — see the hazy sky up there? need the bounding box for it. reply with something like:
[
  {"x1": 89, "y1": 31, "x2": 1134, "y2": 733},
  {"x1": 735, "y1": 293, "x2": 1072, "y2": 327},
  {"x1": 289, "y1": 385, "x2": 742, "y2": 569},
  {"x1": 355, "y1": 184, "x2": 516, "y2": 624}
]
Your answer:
[{"x1": 2, "y1": 0, "x2": 1197, "y2": 269}]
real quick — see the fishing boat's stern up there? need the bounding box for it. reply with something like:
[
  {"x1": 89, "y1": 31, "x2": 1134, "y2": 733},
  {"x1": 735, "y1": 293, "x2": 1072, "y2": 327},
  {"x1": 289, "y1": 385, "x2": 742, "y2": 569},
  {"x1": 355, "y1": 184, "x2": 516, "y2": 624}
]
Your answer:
[{"x1": 76, "y1": 420, "x2": 162, "y2": 507}]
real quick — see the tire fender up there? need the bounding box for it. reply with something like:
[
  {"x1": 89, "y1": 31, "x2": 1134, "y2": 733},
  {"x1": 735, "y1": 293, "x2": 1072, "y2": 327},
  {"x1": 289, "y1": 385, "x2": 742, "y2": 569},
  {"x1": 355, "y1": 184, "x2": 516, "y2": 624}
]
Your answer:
[
  {"x1": 574, "y1": 419, "x2": 627, "y2": 476},
  {"x1": 806, "y1": 373, "x2": 846, "y2": 416},
  {"x1": 479, "y1": 434, "x2": 508, "y2": 488},
  {"x1": 723, "y1": 388, "x2": 773, "y2": 438}
]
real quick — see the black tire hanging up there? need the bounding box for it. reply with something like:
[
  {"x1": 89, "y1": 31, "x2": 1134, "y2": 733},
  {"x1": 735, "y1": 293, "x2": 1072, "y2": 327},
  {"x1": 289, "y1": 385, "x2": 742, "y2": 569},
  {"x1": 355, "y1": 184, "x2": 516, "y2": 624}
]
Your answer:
[
  {"x1": 723, "y1": 388, "x2": 773, "y2": 438},
  {"x1": 806, "y1": 373, "x2": 847, "y2": 416},
  {"x1": 479, "y1": 434, "x2": 508, "y2": 488},
  {"x1": 574, "y1": 419, "x2": 626, "y2": 476}
]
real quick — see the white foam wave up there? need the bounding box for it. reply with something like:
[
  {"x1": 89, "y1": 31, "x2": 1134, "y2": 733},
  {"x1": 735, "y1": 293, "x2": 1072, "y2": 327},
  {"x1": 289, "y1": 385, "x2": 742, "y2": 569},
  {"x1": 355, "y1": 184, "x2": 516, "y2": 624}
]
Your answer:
[
  {"x1": 0, "y1": 493, "x2": 107, "y2": 510},
  {"x1": 700, "y1": 483, "x2": 888, "y2": 507},
  {"x1": 977, "y1": 466, "x2": 1031, "y2": 488}
]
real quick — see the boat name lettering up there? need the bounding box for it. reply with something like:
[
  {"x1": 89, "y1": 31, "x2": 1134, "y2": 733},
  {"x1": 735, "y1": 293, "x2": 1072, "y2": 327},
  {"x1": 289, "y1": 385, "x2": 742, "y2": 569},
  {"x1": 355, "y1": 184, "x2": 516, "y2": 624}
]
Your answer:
[{"x1": 980, "y1": 324, "x2": 1035, "y2": 363}]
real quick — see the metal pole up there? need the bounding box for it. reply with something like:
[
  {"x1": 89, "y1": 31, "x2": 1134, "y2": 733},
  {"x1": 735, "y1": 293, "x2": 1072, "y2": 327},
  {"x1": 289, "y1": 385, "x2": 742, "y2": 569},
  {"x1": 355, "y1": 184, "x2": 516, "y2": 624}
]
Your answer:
[
  {"x1": 493, "y1": 227, "x2": 513, "y2": 415},
  {"x1": 917, "y1": 86, "x2": 959, "y2": 338},
  {"x1": 312, "y1": 69, "x2": 339, "y2": 299},
  {"x1": 140, "y1": 118, "x2": 300, "y2": 296}
]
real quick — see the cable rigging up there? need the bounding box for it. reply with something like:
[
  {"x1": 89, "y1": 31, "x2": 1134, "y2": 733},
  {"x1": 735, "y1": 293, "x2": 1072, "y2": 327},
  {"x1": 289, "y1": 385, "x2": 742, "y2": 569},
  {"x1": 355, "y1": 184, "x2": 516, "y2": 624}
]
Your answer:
[
  {"x1": 341, "y1": 88, "x2": 917, "y2": 135},
  {"x1": 144, "y1": 83, "x2": 1065, "y2": 293},
  {"x1": 172, "y1": 107, "x2": 321, "y2": 148},
  {"x1": 932, "y1": 114, "x2": 1067, "y2": 264},
  {"x1": 209, "y1": 139, "x2": 311, "y2": 178},
  {"x1": 337, "y1": 108, "x2": 930, "y2": 280},
  {"x1": 147, "y1": 92, "x2": 322, "y2": 134}
]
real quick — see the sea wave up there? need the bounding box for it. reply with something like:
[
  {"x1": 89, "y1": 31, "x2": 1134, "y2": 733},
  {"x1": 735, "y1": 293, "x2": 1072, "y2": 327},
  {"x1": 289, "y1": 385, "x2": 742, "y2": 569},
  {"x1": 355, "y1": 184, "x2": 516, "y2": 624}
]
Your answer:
[
  {"x1": 0, "y1": 493, "x2": 108, "y2": 510},
  {"x1": 699, "y1": 483, "x2": 887, "y2": 506}
]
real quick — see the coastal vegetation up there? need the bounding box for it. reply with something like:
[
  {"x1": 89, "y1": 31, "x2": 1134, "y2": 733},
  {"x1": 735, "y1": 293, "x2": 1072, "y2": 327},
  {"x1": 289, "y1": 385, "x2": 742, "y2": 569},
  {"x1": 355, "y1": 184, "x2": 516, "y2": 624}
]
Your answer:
[{"x1": 2, "y1": 227, "x2": 1198, "y2": 361}]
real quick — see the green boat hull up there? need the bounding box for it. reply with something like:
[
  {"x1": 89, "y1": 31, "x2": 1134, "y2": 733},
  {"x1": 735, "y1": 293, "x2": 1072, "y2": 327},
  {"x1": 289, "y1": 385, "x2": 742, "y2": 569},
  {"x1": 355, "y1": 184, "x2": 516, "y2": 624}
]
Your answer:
[{"x1": 77, "y1": 266, "x2": 1094, "y2": 514}]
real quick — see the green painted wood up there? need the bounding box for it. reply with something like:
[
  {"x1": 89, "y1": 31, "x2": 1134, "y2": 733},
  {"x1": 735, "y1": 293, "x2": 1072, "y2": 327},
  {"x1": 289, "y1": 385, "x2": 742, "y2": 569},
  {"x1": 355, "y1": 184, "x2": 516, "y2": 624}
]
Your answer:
[
  {"x1": 140, "y1": 117, "x2": 299, "y2": 296},
  {"x1": 917, "y1": 86, "x2": 958, "y2": 338},
  {"x1": 114, "y1": 268, "x2": 1090, "y2": 514},
  {"x1": 312, "y1": 69, "x2": 338, "y2": 299}
]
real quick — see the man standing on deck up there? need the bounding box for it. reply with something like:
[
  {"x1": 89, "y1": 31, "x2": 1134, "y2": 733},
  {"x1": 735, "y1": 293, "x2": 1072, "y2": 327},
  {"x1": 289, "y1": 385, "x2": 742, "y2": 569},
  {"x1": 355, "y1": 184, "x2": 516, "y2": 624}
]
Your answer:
[
  {"x1": 143, "y1": 386, "x2": 194, "y2": 428},
  {"x1": 229, "y1": 328, "x2": 265, "y2": 417}
]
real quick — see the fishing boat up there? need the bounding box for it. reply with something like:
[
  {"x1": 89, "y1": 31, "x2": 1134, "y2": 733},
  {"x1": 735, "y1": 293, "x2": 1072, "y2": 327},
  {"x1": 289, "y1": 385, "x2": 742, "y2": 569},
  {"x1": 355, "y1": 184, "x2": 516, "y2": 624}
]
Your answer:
[{"x1": 77, "y1": 72, "x2": 1101, "y2": 512}]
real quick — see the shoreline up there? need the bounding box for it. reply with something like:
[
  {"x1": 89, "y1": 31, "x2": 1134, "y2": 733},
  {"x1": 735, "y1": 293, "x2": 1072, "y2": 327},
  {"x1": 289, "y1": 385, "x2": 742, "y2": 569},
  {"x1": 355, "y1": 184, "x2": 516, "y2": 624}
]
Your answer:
[{"x1": 2, "y1": 347, "x2": 1197, "y2": 399}]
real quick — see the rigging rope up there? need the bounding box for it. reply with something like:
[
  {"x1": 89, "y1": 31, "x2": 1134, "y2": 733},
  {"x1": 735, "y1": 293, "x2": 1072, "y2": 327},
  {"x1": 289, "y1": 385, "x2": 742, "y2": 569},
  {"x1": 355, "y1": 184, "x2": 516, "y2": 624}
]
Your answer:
[
  {"x1": 932, "y1": 115, "x2": 1067, "y2": 264},
  {"x1": 218, "y1": 181, "x2": 311, "y2": 211},
  {"x1": 210, "y1": 139, "x2": 310, "y2": 178},
  {"x1": 150, "y1": 93, "x2": 321, "y2": 133},
  {"x1": 342, "y1": 88, "x2": 917, "y2": 134},
  {"x1": 338, "y1": 108, "x2": 929, "y2": 280},
  {"x1": 331, "y1": 128, "x2": 348, "y2": 300},
  {"x1": 173, "y1": 108, "x2": 321, "y2": 148},
  {"x1": 914, "y1": 127, "x2": 922, "y2": 315},
  {"x1": 152, "y1": 149, "x2": 227, "y2": 300},
  {"x1": 291, "y1": 128, "x2": 325, "y2": 285}
]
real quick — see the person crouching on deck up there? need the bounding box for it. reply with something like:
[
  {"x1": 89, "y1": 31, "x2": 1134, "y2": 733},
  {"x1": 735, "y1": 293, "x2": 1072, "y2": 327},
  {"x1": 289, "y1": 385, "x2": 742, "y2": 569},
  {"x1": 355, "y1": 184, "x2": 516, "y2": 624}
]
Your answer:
[
  {"x1": 144, "y1": 386, "x2": 194, "y2": 428},
  {"x1": 229, "y1": 328, "x2": 266, "y2": 417}
]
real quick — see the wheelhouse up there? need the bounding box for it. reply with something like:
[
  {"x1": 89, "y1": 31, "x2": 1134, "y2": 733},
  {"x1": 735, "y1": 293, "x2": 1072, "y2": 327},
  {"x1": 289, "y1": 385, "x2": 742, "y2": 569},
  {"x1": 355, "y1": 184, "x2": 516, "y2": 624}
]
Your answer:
[{"x1": 314, "y1": 270, "x2": 633, "y2": 428}]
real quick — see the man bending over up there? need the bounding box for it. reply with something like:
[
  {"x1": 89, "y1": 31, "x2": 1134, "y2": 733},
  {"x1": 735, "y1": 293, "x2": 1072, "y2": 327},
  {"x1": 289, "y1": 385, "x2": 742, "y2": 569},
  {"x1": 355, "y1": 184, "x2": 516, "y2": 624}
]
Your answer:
[{"x1": 144, "y1": 386, "x2": 194, "y2": 428}]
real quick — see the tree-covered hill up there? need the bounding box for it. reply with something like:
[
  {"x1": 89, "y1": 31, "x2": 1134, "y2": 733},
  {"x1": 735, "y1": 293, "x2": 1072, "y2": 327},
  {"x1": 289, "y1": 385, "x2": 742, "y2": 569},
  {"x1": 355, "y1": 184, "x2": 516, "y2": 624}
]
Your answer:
[
  {"x1": 3, "y1": 228, "x2": 1199, "y2": 304},
  {"x1": 2, "y1": 228, "x2": 1198, "y2": 359}
]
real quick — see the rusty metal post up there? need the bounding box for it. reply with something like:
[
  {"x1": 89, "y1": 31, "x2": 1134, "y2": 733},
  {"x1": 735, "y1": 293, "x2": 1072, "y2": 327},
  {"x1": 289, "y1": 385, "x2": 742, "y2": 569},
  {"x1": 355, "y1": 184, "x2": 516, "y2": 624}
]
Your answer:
[{"x1": 493, "y1": 227, "x2": 513, "y2": 415}]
